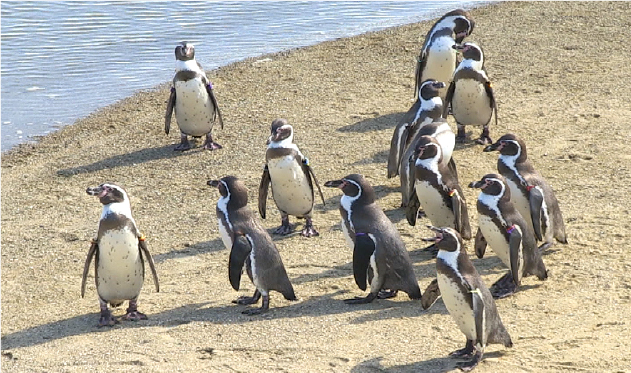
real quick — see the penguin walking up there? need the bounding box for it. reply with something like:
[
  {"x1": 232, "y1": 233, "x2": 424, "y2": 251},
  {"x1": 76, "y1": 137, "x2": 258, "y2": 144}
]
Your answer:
[
  {"x1": 469, "y1": 174, "x2": 548, "y2": 298},
  {"x1": 259, "y1": 119, "x2": 325, "y2": 237},
  {"x1": 165, "y1": 42, "x2": 224, "y2": 151},
  {"x1": 407, "y1": 136, "x2": 471, "y2": 255},
  {"x1": 387, "y1": 79, "x2": 445, "y2": 180},
  {"x1": 208, "y1": 176, "x2": 297, "y2": 315},
  {"x1": 324, "y1": 174, "x2": 422, "y2": 304},
  {"x1": 483, "y1": 133, "x2": 567, "y2": 251},
  {"x1": 414, "y1": 9, "x2": 475, "y2": 100},
  {"x1": 82, "y1": 183, "x2": 159, "y2": 327},
  {"x1": 421, "y1": 226, "x2": 512, "y2": 372},
  {"x1": 443, "y1": 42, "x2": 497, "y2": 145}
]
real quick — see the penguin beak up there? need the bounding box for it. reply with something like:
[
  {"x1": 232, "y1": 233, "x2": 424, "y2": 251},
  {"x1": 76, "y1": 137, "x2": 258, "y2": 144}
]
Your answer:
[
  {"x1": 433, "y1": 81, "x2": 446, "y2": 89},
  {"x1": 483, "y1": 142, "x2": 501, "y2": 152},
  {"x1": 469, "y1": 180, "x2": 485, "y2": 189},
  {"x1": 409, "y1": 147, "x2": 424, "y2": 163},
  {"x1": 422, "y1": 226, "x2": 443, "y2": 242},
  {"x1": 86, "y1": 186, "x2": 104, "y2": 196},
  {"x1": 452, "y1": 44, "x2": 464, "y2": 51},
  {"x1": 207, "y1": 180, "x2": 220, "y2": 188},
  {"x1": 324, "y1": 179, "x2": 345, "y2": 189}
]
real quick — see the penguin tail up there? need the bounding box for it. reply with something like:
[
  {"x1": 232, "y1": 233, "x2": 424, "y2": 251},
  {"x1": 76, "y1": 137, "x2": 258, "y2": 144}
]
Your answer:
[
  {"x1": 283, "y1": 288, "x2": 298, "y2": 301},
  {"x1": 407, "y1": 286, "x2": 422, "y2": 300}
]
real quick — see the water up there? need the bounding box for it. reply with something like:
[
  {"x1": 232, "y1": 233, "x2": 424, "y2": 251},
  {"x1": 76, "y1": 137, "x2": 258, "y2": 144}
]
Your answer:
[{"x1": 1, "y1": 1, "x2": 480, "y2": 152}]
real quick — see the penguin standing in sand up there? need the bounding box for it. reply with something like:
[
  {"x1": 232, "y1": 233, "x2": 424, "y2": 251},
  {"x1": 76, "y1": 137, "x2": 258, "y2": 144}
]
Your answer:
[
  {"x1": 407, "y1": 136, "x2": 471, "y2": 255},
  {"x1": 165, "y1": 41, "x2": 224, "y2": 151},
  {"x1": 421, "y1": 226, "x2": 513, "y2": 372},
  {"x1": 443, "y1": 42, "x2": 497, "y2": 145},
  {"x1": 259, "y1": 119, "x2": 325, "y2": 237},
  {"x1": 483, "y1": 133, "x2": 567, "y2": 251},
  {"x1": 469, "y1": 174, "x2": 548, "y2": 298},
  {"x1": 82, "y1": 183, "x2": 159, "y2": 327},
  {"x1": 209, "y1": 176, "x2": 297, "y2": 315},
  {"x1": 414, "y1": 9, "x2": 475, "y2": 100},
  {"x1": 324, "y1": 174, "x2": 422, "y2": 304}
]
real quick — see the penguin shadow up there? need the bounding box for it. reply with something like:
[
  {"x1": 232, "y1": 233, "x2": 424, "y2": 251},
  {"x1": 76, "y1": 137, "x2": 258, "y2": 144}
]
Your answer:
[
  {"x1": 351, "y1": 356, "x2": 458, "y2": 373},
  {"x1": 349, "y1": 149, "x2": 389, "y2": 166},
  {"x1": 56, "y1": 144, "x2": 198, "y2": 176},
  {"x1": 289, "y1": 262, "x2": 352, "y2": 285},
  {"x1": 337, "y1": 112, "x2": 405, "y2": 133},
  {"x1": 153, "y1": 237, "x2": 225, "y2": 264}
]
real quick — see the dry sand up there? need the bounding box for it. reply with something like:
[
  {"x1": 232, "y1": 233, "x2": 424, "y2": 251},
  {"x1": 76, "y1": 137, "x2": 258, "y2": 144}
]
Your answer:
[{"x1": 2, "y1": 2, "x2": 631, "y2": 372}]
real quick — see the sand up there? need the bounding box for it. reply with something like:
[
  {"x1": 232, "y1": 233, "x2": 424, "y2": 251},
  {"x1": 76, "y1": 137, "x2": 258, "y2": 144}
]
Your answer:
[{"x1": 2, "y1": 1, "x2": 631, "y2": 372}]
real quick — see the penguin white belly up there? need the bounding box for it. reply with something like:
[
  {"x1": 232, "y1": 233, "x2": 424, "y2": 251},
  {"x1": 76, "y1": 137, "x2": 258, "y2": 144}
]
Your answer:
[
  {"x1": 268, "y1": 156, "x2": 313, "y2": 216},
  {"x1": 97, "y1": 228, "x2": 143, "y2": 303},
  {"x1": 452, "y1": 80, "x2": 492, "y2": 126},
  {"x1": 434, "y1": 130, "x2": 455, "y2": 167},
  {"x1": 369, "y1": 252, "x2": 380, "y2": 293},
  {"x1": 478, "y1": 215, "x2": 511, "y2": 268},
  {"x1": 174, "y1": 78, "x2": 214, "y2": 136},
  {"x1": 217, "y1": 218, "x2": 233, "y2": 249},
  {"x1": 505, "y1": 179, "x2": 534, "y2": 233},
  {"x1": 422, "y1": 38, "x2": 457, "y2": 86},
  {"x1": 341, "y1": 220, "x2": 354, "y2": 249},
  {"x1": 415, "y1": 180, "x2": 455, "y2": 228},
  {"x1": 437, "y1": 273, "x2": 477, "y2": 340}
]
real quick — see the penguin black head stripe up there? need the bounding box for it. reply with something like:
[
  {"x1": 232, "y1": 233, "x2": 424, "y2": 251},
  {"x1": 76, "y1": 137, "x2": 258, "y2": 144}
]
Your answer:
[
  {"x1": 268, "y1": 119, "x2": 293, "y2": 143},
  {"x1": 324, "y1": 174, "x2": 376, "y2": 204},
  {"x1": 484, "y1": 133, "x2": 527, "y2": 161},
  {"x1": 412, "y1": 135, "x2": 443, "y2": 163},
  {"x1": 425, "y1": 226, "x2": 462, "y2": 253},
  {"x1": 86, "y1": 183, "x2": 127, "y2": 206},
  {"x1": 418, "y1": 79, "x2": 446, "y2": 101},
  {"x1": 469, "y1": 174, "x2": 509, "y2": 199},
  {"x1": 175, "y1": 41, "x2": 195, "y2": 61},
  {"x1": 439, "y1": 9, "x2": 475, "y2": 43},
  {"x1": 454, "y1": 42, "x2": 484, "y2": 63},
  {"x1": 207, "y1": 176, "x2": 248, "y2": 209}
]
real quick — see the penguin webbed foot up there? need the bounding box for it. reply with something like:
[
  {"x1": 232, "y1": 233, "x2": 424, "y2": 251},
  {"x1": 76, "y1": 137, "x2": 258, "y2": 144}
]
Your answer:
[
  {"x1": 538, "y1": 241, "x2": 553, "y2": 253},
  {"x1": 377, "y1": 289, "x2": 398, "y2": 299},
  {"x1": 241, "y1": 294, "x2": 269, "y2": 315},
  {"x1": 202, "y1": 135, "x2": 222, "y2": 150},
  {"x1": 300, "y1": 218, "x2": 319, "y2": 237},
  {"x1": 490, "y1": 273, "x2": 518, "y2": 299},
  {"x1": 98, "y1": 310, "x2": 119, "y2": 328},
  {"x1": 233, "y1": 295, "x2": 259, "y2": 305},
  {"x1": 450, "y1": 340, "x2": 475, "y2": 358},
  {"x1": 344, "y1": 292, "x2": 378, "y2": 305},
  {"x1": 456, "y1": 350, "x2": 483, "y2": 372},
  {"x1": 274, "y1": 216, "x2": 294, "y2": 235},
  {"x1": 121, "y1": 310, "x2": 148, "y2": 322},
  {"x1": 474, "y1": 135, "x2": 492, "y2": 146},
  {"x1": 174, "y1": 136, "x2": 192, "y2": 151}
]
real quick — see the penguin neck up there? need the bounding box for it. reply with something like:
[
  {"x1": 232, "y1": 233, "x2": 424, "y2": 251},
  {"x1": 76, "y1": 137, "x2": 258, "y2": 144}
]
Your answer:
[
  {"x1": 478, "y1": 188, "x2": 508, "y2": 226},
  {"x1": 217, "y1": 193, "x2": 233, "y2": 230},
  {"x1": 499, "y1": 151, "x2": 528, "y2": 187},
  {"x1": 437, "y1": 241, "x2": 462, "y2": 272},
  {"x1": 419, "y1": 96, "x2": 442, "y2": 112},
  {"x1": 176, "y1": 59, "x2": 202, "y2": 73},
  {"x1": 456, "y1": 58, "x2": 485, "y2": 74},
  {"x1": 101, "y1": 200, "x2": 133, "y2": 221},
  {"x1": 429, "y1": 17, "x2": 459, "y2": 40},
  {"x1": 415, "y1": 154, "x2": 443, "y2": 184},
  {"x1": 268, "y1": 135, "x2": 297, "y2": 150}
]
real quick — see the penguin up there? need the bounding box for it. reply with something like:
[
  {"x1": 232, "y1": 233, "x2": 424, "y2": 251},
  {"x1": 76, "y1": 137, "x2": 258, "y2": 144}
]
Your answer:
[
  {"x1": 82, "y1": 183, "x2": 159, "y2": 327},
  {"x1": 165, "y1": 41, "x2": 224, "y2": 151},
  {"x1": 399, "y1": 118, "x2": 457, "y2": 208},
  {"x1": 387, "y1": 79, "x2": 445, "y2": 180},
  {"x1": 421, "y1": 226, "x2": 512, "y2": 372},
  {"x1": 259, "y1": 119, "x2": 326, "y2": 237},
  {"x1": 483, "y1": 133, "x2": 568, "y2": 251},
  {"x1": 406, "y1": 136, "x2": 471, "y2": 255},
  {"x1": 324, "y1": 174, "x2": 422, "y2": 304},
  {"x1": 469, "y1": 174, "x2": 548, "y2": 298},
  {"x1": 208, "y1": 176, "x2": 297, "y2": 315},
  {"x1": 414, "y1": 9, "x2": 475, "y2": 100},
  {"x1": 443, "y1": 42, "x2": 497, "y2": 145}
]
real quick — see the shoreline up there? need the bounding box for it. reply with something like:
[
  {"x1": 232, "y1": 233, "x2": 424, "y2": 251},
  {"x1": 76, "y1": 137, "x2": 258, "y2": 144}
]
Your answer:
[{"x1": 3, "y1": 2, "x2": 631, "y2": 372}]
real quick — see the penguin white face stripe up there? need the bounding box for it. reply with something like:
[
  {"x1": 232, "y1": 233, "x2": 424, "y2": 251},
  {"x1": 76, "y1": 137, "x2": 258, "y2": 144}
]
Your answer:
[
  {"x1": 100, "y1": 184, "x2": 134, "y2": 220},
  {"x1": 217, "y1": 180, "x2": 233, "y2": 231},
  {"x1": 423, "y1": 16, "x2": 464, "y2": 55},
  {"x1": 499, "y1": 140, "x2": 527, "y2": 186},
  {"x1": 436, "y1": 232, "x2": 466, "y2": 286},
  {"x1": 477, "y1": 178, "x2": 508, "y2": 227},
  {"x1": 367, "y1": 233, "x2": 380, "y2": 292},
  {"x1": 175, "y1": 59, "x2": 202, "y2": 73},
  {"x1": 415, "y1": 144, "x2": 443, "y2": 184},
  {"x1": 340, "y1": 179, "x2": 362, "y2": 232}
]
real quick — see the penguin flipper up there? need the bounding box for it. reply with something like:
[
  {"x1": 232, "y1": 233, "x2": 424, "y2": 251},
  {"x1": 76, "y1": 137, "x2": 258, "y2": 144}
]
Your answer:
[
  {"x1": 229, "y1": 235, "x2": 252, "y2": 291},
  {"x1": 258, "y1": 165, "x2": 271, "y2": 219},
  {"x1": 474, "y1": 228, "x2": 487, "y2": 259},
  {"x1": 421, "y1": 278, "x2": 441, "y2": 310},
  {"x1": 508, "y1": 226, "x2": 524, "y2": 287},
  {"x1": 353, "y1": 234, "x2": 376, "y2": 291},
  {"x1": 81, "y1": 240, "x2": 98, "y2": 298},
  {"x1": 447, "y1": 156, "x2": 459, "y2": 181},
  {"x1": 406, "y1": 192, "x2": 421, "y2": 226},
  {"x1": 484, "y1": 81, "x2": 498, "y2": 129},
  {"x1": 164, "y1": 88, "x2": 176, "y2": 135},
  {"x1": 470, "y1": 287, "x2": 487, "y2": 349},
  {"x1": 387, "y1": 122, "x2": 409, "y2": 178},
  {"x1": 205, "y1": 83, "x2": 224, "y2": 129},
  {"x1": 138, "y1": 237, "x2": 160, "y2": 293},
  {"x1": 450, "y1": 188, "x2": 471, "y2": 239},
  {"x1": 414, "y1": 52, "x2": 427, "y2": 98},
  {"x1": 528, "y1": 185, "x2": 546, "y2": 242},
  {"x1": 302, "y1": 159, "x2": 326, "y2": 206},
  {"x1": 442, "y1": 81, "x2": 456, "y2": 118}
]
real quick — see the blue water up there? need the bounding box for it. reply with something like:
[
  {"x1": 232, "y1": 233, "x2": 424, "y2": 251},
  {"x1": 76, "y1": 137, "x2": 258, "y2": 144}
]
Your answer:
[{"x1": 1, "y1": 1, "x2": 479, "y2": 152}]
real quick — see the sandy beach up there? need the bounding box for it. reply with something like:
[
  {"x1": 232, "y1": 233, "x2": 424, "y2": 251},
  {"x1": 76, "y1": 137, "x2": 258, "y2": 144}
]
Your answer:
[{"x1": 2, "y1": 1, "x2": 631, "y2": 372}]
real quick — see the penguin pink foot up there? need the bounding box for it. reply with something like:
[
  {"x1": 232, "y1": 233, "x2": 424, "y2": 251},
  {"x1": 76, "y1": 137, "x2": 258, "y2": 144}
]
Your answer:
[
  {"x1": 174, "y1": 135, "x2": 192, "y2": 151},
  {"x1": 241, "y1": 295, "x2": 270, "y2": 315},
  {"x1": 98, "y1": 306, "x2": 119, "y2": 328},
  {"x1": 202, "y1": 133, "x2": 222, "y2": 150},
  {"x1": 300, "y1": 217, "x2": 319, "y2": 237},
  {"x1": 274, "y1": 216, "x2": 294, "y2": 235},
  {"x1": 121, "y1": 300, "x2": 148, "y2": 321}
]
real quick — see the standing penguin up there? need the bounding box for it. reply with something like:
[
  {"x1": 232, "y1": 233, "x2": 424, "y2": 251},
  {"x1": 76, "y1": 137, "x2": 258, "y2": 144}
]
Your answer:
[
  {"x1": 421, "y1": 226, "x2": 513, "y2": 372},
  {"x1": 165, "y1": 41, "x2": 224, "y2": 151},
  {"x1": 399, "y1": 118, "x2": 457, "y2": 208},
  {"x1": 324, "y1": 174, "x2": 422, "y2": 304},
  {"x1": 407, "y1": 136, "x2": 471, "y2": 255},
  {"x1": 259, "y1": 119, "x2": 325, "y2": 237},
  {"x1": 414, "y1": 9, "x2": 475, "y2": 100},
  {"x1": 483, "y1": 133, "x2": 568, "y2": 251},
  {"x1": 469, "y1": 174, "x2": 548, "y2": 298},
  {"x1": 82, "y1": 183, "x2": 159, "y2": 327},
  {"x1": 208, "y1": 176, "x2": 297, "y2": 315},
  {"x1": 387, "y1": 79, "x2": 445, "y2": 180},
  {"x1": 443, "y1": 42, "x2": 497, "y2": 145}
]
